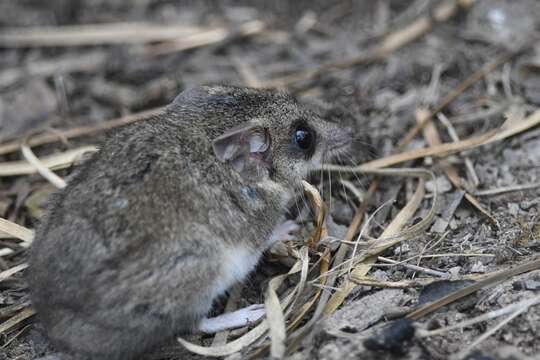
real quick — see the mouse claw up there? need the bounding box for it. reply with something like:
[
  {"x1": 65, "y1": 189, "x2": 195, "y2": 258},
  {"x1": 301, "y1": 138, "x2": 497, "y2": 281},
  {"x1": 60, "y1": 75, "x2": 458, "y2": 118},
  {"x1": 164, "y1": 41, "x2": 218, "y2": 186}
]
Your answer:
[
  {"x1": 198, "y1": 304, "x2": 266, "y2": 334},
  {"x1": 269, "y1": 220, "x2": 300, "y2": 244}
]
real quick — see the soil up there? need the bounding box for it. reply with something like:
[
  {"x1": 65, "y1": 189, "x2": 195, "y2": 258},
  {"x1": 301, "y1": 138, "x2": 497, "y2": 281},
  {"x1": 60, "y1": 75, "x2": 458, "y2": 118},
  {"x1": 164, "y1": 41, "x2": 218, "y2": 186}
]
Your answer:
[{"x1": 1, "y1": 1, "x2": 540, "y2": 359}]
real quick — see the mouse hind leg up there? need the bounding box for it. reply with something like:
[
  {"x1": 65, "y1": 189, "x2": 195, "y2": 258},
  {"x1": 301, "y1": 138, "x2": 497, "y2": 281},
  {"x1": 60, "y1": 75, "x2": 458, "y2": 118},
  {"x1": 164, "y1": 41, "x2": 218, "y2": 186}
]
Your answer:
[
  {"x1": 45, "y1": 309, "x2": 162, "y2": 360},
  {"x1": 198, "y1": 304, "x2": 265, "y2": 333}
]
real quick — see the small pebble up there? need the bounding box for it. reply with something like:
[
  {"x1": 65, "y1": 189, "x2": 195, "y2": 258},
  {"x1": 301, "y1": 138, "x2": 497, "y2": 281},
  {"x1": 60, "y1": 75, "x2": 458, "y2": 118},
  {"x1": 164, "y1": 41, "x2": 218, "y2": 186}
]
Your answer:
[{"x1": 507, "y1": 203, "x2": 520, "y2": 216}]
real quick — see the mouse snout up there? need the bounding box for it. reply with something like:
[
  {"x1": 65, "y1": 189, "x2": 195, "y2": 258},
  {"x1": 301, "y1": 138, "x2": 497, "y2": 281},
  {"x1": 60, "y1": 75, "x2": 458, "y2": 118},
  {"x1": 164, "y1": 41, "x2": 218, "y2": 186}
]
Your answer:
[{"x1": 326, "y1": 125, "x2": 352, "y2": 156}]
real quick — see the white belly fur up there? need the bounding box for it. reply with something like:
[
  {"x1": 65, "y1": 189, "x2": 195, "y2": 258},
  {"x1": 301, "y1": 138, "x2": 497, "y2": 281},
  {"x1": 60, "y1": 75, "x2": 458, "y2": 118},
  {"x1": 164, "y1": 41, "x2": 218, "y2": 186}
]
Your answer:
[{"x1": 211, "y1": 246, "x2": 261, "y2": 300}]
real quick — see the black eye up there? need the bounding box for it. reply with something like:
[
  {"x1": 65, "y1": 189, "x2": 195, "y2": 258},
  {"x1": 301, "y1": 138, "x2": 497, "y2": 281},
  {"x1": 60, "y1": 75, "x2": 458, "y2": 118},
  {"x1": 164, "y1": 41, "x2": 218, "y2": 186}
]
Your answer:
[{"x1": 294, "y1": 126, "x2": 315, "y2": 152}]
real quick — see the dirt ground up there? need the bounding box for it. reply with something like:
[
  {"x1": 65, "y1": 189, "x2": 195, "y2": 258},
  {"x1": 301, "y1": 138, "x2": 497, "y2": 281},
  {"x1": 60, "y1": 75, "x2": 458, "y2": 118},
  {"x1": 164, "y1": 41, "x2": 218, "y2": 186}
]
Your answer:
[{"x1": 1, "y1": 0, "x2": 540, "y2": 359}]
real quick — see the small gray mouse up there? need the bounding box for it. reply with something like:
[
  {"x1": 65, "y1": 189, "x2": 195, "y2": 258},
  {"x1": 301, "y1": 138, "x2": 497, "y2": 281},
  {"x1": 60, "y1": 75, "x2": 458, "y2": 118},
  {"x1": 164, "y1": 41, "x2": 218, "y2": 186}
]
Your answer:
[{"x1": 28, "y1": 85, "x2": 351, "y2": 359}]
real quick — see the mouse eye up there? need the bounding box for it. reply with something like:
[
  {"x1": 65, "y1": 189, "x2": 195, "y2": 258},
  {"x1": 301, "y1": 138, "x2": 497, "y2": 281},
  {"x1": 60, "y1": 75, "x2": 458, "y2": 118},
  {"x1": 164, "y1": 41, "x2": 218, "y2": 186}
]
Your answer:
[{"x1": 293, "y1": 126, "x2": 316, "y2": 154}]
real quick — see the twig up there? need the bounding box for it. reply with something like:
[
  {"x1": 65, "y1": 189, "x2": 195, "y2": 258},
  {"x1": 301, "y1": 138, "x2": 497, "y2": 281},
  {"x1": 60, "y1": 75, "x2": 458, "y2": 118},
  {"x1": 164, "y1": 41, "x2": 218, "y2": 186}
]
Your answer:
[
  {"x1": 377, "y1": 256, "x2": 449, "y2": 278},
  {"x1": 349, "y1": 276, "x2": 437, "y2": 288},
  {"x1": 0, "y1": 308, "x2": 35, "y2": 335},
  {"x1": 399, "y1": 46, "x2": 525, "y2": 149},
  {"x1": 451, "y1": 102, "x2": 508, "y2": 124},
  {"x1": 416, "y1": 108, "x2": 498, "y2": 225},
  {"x1": 0, "y1": 325, "x2": 31, "y2": 350},
  {"x1": 0, "y1": 52, "x2": 107, "y2": 89},
  {"x1": 474, "y1": 182, "x2": 540, "y2": 197},
  {"x1": 0, "y1": 108, "x2": 161, "y2": 156},
  {"x1": 145, "y1": 20, "x2": 265, "y2": 56},
  {"x1": 285, "y1": 182, "x2": 379, "y2": 355},
  {"x1": 261, "y1": 0, "x2": 474, "y2": 88},
  {"x1": 407, "y1": 257, "x2": 540, "y2": 320},
  {"x1": 0, "y1": 146, "x2": 98, "y2": 177},
  {"x1": 0, "y1": 263, "x2": 28, "y2": 283},
  {"x1": 437, "y1": 113, "x2": 480, "y2": 187},
  {"x1": 455, "y1": 307, "x2": 528, "y2": 359},
  {"x1": 0, "y1": 22, "x2": 219, "y2": 47},
  {"x1": 0, "y1": 217, "x2": 33, "y2": 244},
  {"x1": 418, "y1": 293, "x2": 540, "y2": 338},
  {"x1": 348, "y1": 199, "x2": 395, "y2": 275},
  {"x1": 338, "y1": 179, "x2": 365, "y2": 202},
  {"x1": 334, "y1": 108, "x2": 540, "y2": 175},
  {"x1": 355, "y1": 130, "x2": 497, "y2": 170},
  {"x1": 323, "y1": 181, "x2": 378, "y2": 315},
  {"x1": 419, "y1": 253, "x2": 494, "y2": 259},
  {"x1": 324, "y1": 174, "x2": 429, "y2": 315},
  {"x1": 21, "y1": 141, "x2": 66, "y2": 189}
]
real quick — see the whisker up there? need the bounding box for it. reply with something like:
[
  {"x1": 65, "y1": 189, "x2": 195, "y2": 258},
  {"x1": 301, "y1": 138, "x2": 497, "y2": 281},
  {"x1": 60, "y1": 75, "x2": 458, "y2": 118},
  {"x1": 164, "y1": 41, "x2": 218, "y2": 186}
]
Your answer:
[
  {"x1": 334, "y1": 152, "x2": 368, "y2": 191},
  {"x1": 319, "y1": 150, "x2": 325, "y2": 207},
  {"x1": 293, "y1": 192, "x2": 303, "y2": 223},
  {"x1": 336, "y1": 153, "x2": 353, "y2": 208},
  {"x1": 326, "y1": 150, "x2": 333, "y2": 217}
]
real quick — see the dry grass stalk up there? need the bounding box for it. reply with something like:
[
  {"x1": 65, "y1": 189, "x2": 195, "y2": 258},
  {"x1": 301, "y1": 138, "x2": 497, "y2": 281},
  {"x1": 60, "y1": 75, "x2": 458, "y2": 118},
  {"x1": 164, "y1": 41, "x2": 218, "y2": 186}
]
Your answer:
[
  {"x1": 376, "y1": 256, "x2": 448, "y2": 278},
  {"x1": 264, "y1": 273, "x2": 289, "y2": 358},
  {"x1": 415, "y1": 292, "x2": 540, "y2": 359},
  {"x1": 350, "y1": 276, "x2": 438, "y2": 289},
  {"x1": 437, "y1": 113, "x2": 480, "y2": 186},
  {"x1": 259, "y1": 180, "x2": 373, "y2": 357},
  {"x1": 244, "y1": 248, "x2": 319, "y2": 359},
  {"x1": 1, "y1": 325, "x2": 31, "y2": 349},
  {"x1": 418, "y1": 293, "x2": 540, "y2": 339},
  {"x1": 318, "y1": 181, "x2": 378, "y2": 316},
  {"x1": 455, "y1": 298, "x2": 539, "y2": 359},
  {"x1": 21, "y1": 142, "x2": 67, "y2": 189},
  {"x1": 0, "y1": 52, "x2": 108, "y2": 89},
  {"x1": 0, "y1": 22, "x2": 217, "y2": 47},
  {"x1": 375, "y1": 0, "x2": 474, "y2": 58},
  {"x1": 324, "y1": 172, "x2": 429, "y2": 315},
  {"x1": 0, "y1": 263, "x2": 28, "y2": 283},
  {"x1": 0, "y1": 217, "x2": 33, "y2": 244},
  {"x1": 474, "y1": 182, "x2": 540, "y2": 196},
  {"x1": 0, "y1": 308, "x2": 35, "y2": 335},
  {"x1": 322, "y1": 168, "x2": 439, "y2": 248},
  {"x1": 332, "y1": 107, "x2": 540, "y2": 174},
  {"x1": 287, "y1": 250, "x2": 329, "y2": 331},
  {"x1": 416, "y1": 108, "x2": 499, "y2": 225},
  {"x1": 302, "y1": 180, "x2": 327, "y2": 248},
  {"x1": 407, "y1": 257, "x2": 540, "y2": 320},
  {"x1": 399, "y1": 47, "x2": 524, "y2": 148},
  {"x1": 145, "y1": 20, "x2": 265, "y2": 56},
  {"x1": 261, "y1": 0, "x2": 474, "y2": 88},
  {"x1": 263, "y1": 248, "x2": 310, "y2": 359},
  {"x1": 358, "y1": 130, "x2": 497, "y2": 170},
  {"x1": 0, "y1": 146, "x2": 97, "y2": 177},
  {"x1": 0, "y1": 249, "x2": 14, "y2": 257},
  {"x1": 351, "y1": 270, "x2": 509, "y2": 290},
  {"x1": 0, "y1": 108, "x2": 161, "y2": 156},
  {"x1": 487, "y1": 108, "x2": 540, "y2": 144}
]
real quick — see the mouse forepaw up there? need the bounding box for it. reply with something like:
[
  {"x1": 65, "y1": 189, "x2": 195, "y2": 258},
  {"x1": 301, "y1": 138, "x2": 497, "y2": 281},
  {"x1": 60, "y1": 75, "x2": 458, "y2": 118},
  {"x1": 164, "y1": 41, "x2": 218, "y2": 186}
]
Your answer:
[
  {"x1": 198, "y1": 304, "x2": 265, "y2": 334},
  {"x1": 269, "y1": 220, "x2": 300, "y2": 244}
]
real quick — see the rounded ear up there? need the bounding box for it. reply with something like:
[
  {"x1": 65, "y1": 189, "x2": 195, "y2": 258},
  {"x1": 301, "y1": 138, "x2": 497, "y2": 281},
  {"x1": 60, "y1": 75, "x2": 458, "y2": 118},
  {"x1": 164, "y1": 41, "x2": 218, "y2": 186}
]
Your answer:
[{"x1": 212, "y1": 123, "x2": 271, "y2": 178}]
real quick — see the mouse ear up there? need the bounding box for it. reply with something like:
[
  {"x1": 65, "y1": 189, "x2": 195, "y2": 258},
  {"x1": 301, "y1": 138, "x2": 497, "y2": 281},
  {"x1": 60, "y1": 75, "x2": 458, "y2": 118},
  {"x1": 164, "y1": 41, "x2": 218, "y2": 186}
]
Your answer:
[{"x1": 212, "y1": 123, "x2": 271, "y2": 177}]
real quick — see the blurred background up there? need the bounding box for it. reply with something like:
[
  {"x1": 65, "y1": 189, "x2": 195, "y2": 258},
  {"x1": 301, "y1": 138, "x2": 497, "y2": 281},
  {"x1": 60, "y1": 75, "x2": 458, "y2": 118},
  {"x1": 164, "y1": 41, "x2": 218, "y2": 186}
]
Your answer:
[{"x1": 0, "y1": 0, "x2": 537, "y2": 141}]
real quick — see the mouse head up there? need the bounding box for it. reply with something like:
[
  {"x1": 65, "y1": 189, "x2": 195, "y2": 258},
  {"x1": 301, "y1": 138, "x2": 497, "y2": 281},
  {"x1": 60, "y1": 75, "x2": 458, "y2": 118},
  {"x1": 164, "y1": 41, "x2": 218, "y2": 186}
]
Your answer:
[{"x1": 203, "y1": 86, "x2": 351, "y2": 188}]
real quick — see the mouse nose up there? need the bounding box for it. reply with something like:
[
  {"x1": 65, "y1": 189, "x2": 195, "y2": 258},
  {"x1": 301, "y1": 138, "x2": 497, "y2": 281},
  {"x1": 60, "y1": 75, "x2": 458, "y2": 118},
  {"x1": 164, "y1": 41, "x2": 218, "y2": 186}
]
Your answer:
[
  {"x1": 330, "y1": 124, "x2": 352, "y2": 143},
  {"x1": 326, "y1": 126, "x2": 352, "y2": 155}
]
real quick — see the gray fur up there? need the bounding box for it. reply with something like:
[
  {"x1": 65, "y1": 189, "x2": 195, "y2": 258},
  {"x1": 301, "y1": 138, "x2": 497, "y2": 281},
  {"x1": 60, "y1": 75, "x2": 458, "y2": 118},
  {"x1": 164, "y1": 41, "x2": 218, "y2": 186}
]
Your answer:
[{"x1": 28, "y1": 85, "x2": 350, "y2": 359}]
